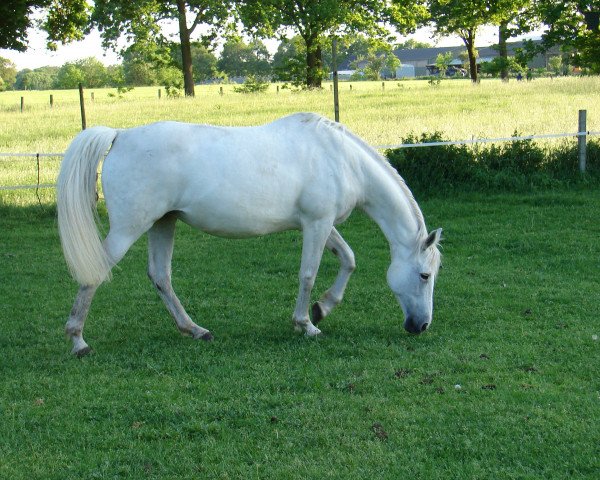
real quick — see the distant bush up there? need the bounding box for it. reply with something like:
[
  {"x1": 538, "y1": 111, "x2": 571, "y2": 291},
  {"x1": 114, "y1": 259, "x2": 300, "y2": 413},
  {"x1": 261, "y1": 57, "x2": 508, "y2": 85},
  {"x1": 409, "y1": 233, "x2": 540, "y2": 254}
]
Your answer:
[
  {"x1": 386, "y1": 132, "x2": 600, "y2": 196},
  {"x1": 233, "y1": 75, "x2": 269, "y2": 93}
]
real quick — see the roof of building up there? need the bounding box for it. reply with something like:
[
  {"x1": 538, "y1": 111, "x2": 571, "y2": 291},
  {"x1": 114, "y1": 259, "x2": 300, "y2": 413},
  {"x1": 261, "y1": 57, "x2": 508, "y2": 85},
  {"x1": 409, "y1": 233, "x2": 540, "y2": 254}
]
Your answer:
[{"x1": 393, "y1": 40, "x2": 544, "y2": 64}]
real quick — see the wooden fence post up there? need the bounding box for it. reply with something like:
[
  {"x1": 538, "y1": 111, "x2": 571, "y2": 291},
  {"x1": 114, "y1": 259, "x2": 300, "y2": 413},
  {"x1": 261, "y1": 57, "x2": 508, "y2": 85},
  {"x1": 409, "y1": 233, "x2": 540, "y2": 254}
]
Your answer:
[
  {"x1": 220, "y1": 86, "x2": 224, "y2": 96},
  {"x1": 332, "y1": 37, "x2": 340, "y2": 122},
  {"x1": 578, "y1": 109, "x2": 587, "y2": 174},
  {"x1": 20, "y1": 97, "x2": 24, "y2": 112},
  {"x1": 78, "y1": 83, "x2": 86, "y2": 130},
  {"x1": 50, "y1": 94, "x2": 54, "y2": 108},
  {"x1": 158, "y1": 89, "x2": 162, "y2": 99}
]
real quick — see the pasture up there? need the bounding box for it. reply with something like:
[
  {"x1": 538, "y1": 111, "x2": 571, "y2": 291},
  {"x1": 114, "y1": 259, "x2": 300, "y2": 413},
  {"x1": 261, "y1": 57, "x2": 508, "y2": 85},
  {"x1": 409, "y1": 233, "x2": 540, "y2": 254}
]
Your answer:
[{"x1": 1, "y1": 78, "x2": 599, "y2": 478}]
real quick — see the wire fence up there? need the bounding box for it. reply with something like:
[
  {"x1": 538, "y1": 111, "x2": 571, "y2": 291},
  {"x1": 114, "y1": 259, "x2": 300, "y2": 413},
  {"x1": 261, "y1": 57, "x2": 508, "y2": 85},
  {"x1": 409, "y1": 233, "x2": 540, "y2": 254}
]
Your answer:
[{"x1": 1, "y1": 129, "x2": 599, "y2": 193}]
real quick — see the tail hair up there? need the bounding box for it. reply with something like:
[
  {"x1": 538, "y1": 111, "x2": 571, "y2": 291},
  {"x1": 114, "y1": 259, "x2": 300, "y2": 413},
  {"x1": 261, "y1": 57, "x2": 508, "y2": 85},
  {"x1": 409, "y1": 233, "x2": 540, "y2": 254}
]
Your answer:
[{"x1": 57, "y1": 127, "x2": 117, "y2": 285}]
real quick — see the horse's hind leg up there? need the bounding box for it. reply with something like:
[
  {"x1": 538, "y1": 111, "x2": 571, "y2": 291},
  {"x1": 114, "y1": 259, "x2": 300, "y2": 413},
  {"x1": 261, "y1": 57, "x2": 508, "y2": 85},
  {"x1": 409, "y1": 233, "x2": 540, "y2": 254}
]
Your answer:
[
  {"x1": 147, "y1": 213, "x2": 213, "y2": 341},
  {"x1": 311, "y1": 228, "x2": 356, "y2": 324},
  {"x1": 65, "y1": 285, "x2": 98, "y2": 357},
  {"x1": 65, "y1": 229, "x2": 140, "y2": 356}
]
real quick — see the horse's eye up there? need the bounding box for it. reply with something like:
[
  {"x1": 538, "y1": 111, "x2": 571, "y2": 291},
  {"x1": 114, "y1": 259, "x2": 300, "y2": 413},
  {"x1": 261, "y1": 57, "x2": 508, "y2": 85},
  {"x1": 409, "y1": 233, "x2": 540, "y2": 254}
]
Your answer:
[{"x1": 420, "y1": 273, "x2": 430, "y2": 281}]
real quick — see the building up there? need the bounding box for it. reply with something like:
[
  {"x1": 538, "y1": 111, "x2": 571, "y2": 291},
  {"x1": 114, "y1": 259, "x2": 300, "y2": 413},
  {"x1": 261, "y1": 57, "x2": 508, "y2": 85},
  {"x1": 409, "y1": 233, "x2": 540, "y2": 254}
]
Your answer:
[{"x1": 393, "y1": 40, "x2": 560, "y2": 78}]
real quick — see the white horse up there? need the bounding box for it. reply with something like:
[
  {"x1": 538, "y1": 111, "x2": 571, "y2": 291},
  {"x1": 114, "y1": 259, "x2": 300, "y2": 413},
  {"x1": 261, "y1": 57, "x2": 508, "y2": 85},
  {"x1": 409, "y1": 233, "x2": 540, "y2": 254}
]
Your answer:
[{"x1": 57, "y1": 113, "x2": 441, "y2": 356}]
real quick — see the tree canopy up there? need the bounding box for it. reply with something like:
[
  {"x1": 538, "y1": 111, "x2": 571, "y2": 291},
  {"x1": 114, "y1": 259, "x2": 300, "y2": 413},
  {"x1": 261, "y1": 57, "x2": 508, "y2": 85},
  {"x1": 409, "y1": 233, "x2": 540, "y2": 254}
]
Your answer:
[
  {"x1": 236, "y1": 0, "x2": 428, "y2": 88},
  {"x1": 532, "y1": 0, "x2": 600, "y2": 73},
  {"x1": 428, "y1": 0, "x2": 500, "y2": 82},
  {"x1": 2, "y1": 0, "x2": 599, "y2": 91}
]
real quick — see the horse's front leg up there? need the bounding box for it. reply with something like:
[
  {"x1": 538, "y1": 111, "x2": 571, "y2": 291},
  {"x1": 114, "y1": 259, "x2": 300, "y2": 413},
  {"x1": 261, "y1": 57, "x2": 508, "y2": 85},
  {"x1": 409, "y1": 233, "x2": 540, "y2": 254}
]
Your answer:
[
  {"x1": 311, "y1": 228, "x2": 356, "y2": 324},
  {"x1": 292, "y1": 220, "x2": 333, "y2": 336}
]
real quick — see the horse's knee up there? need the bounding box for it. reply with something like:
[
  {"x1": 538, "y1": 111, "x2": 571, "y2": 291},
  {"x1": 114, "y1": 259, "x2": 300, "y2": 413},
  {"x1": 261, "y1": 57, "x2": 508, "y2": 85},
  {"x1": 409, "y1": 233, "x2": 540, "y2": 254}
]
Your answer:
[
  {"x1": 147, "y1": 270, "x2": 169, "y2": 293},
  {"x1": 345, "y1": 251, "x2": 356, "y2": 273},
  {"x1": 299, "y1": 271, "x2": 317, "y2": 289}
]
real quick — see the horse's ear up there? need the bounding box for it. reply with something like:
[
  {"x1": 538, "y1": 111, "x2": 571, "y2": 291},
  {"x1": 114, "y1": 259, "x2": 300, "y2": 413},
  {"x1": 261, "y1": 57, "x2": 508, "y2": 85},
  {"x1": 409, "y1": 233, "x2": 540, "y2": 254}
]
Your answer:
[{"x1": 423, "y1": 228, "x2": 442, "y2": 250}]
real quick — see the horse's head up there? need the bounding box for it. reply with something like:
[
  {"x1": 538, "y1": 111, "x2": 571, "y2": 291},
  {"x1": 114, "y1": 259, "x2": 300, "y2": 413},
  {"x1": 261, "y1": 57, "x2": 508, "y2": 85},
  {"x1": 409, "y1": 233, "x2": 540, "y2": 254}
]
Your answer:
[{"x1": 387, "y1": 228, "x2": 442, "y2": 334}]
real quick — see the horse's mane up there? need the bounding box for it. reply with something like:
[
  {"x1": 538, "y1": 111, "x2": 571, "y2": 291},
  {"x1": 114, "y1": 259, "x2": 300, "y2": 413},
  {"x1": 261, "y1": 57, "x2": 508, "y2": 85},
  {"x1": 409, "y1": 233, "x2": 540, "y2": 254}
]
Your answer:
[{"x1": 307, "y1": 113, "x2": 427, "y2": 237}]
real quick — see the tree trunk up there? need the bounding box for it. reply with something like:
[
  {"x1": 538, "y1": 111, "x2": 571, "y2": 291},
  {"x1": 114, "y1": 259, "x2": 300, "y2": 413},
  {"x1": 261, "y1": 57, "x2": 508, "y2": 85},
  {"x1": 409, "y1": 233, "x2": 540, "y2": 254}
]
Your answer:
[
  {"x1": 305, "y1": 36, "x2": 322, "y2": 89},
  {"x1": 463, "y1": 30, "x2": 478, "y2": 83},
  {"x1": 176, "y1": 0, "x2": 195, "y2": 97},
  {"x1": 499, "y1": 22, "x2": 509, "y2": 82}
]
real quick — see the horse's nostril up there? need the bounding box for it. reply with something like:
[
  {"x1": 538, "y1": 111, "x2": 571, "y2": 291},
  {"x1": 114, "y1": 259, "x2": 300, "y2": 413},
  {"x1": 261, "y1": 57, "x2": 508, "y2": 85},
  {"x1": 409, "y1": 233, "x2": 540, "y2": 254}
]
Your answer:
[{"x1": 420, "y1": 323, "x2": 429, "y2": 332}]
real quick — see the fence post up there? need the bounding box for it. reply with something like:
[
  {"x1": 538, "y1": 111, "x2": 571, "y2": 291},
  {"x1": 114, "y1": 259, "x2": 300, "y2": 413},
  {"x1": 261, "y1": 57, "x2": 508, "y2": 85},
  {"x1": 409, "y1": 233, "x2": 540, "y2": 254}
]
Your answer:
[
  {"x1": 20, "y1": 96, "x2": 24, "y2": 112},
  {"x1": 158, "y1": 89, "x2": 162, "y2": 99},
  {"x1": 220, "y1": 86, "x2": 223, "y2": 96},
  {"x1": 578, "y1": 109, "x2": 587, "y2": 174},
  {"x1": 78, "y1": 83, "x2": 86, "y2": 130},
  {"x1": 332, "y1": 36, "x2": 340, "y2": 122},
  {"x1": 50, "y1": 94, "x2": 54, "y2": 108}
]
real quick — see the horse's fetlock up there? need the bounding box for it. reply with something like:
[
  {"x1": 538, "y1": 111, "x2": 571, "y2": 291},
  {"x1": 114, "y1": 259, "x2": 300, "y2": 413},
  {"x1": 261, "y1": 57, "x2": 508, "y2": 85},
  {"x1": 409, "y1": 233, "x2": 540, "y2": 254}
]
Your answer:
[
  {"x1": 293, "y1": 316, "x2": 310, "y2": 327},
  {"x1": 324, "y1": 291, "x2": 342, "y2": 307}
]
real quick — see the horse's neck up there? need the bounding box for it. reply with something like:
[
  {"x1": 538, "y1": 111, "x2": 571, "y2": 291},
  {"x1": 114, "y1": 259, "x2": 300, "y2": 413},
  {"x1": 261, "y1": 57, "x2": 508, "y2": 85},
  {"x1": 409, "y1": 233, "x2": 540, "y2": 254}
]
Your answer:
[{"x1": 360, "y1": 158, "x2": 422, "y2": 255}]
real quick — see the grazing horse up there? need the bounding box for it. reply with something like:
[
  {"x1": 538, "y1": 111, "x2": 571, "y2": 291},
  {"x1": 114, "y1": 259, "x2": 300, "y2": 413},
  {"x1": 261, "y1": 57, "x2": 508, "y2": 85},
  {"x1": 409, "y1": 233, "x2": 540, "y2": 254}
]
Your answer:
[{"x1": 57, "y1": 113, "x2": 442, "y2": 356}]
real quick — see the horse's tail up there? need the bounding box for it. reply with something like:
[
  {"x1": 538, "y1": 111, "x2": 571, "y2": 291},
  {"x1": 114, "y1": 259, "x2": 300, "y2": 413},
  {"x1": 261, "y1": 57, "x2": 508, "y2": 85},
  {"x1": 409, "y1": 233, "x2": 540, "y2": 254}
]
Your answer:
[{"x1": 57, "y1": 126, "x2": 118, "y2": 286}]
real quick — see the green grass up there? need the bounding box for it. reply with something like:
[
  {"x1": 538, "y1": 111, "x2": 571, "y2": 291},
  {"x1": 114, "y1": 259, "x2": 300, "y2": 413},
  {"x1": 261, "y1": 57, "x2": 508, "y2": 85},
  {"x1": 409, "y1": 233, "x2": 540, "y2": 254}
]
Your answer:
[{"x1": 1, "y1": 190, "x2": 599, "y2": 479}]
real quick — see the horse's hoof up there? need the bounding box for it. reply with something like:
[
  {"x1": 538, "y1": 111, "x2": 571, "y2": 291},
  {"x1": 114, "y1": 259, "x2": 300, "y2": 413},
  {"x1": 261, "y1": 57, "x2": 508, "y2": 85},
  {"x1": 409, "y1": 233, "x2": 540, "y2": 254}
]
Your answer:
[
  {"x1": 305, "y1": 324, "x2": 322, "y2": 337},
  {"x1": 198, "y1": 331, "x2": 214, "y2": 341},
  {"x1": 73, "y1": 345, "x2": 92, "y2": 358},
  {"x1": 311, "y1": 302, "x2": 324, "y2": 324}
]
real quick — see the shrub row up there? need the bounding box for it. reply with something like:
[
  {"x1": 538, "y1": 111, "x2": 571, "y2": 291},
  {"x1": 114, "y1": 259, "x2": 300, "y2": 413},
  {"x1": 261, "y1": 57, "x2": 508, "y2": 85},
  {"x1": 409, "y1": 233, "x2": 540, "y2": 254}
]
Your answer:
[{"x1": 386, "y1": 132, "x2": 600, "y2": 196}]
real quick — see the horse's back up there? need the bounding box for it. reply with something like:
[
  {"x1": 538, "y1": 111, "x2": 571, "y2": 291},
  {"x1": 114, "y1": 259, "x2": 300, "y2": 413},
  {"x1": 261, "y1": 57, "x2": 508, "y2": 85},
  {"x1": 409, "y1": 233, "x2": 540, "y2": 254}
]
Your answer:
[{"x1": 101, "y1": 116, "x2": 363, "y2": 236}]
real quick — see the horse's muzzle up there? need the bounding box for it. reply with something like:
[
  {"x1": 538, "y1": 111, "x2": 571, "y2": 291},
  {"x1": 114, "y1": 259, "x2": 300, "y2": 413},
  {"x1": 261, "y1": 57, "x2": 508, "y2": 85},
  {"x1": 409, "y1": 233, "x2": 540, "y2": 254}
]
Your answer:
[{"x1": 404, "y1": 317, "x2": 430, "y2": 334}]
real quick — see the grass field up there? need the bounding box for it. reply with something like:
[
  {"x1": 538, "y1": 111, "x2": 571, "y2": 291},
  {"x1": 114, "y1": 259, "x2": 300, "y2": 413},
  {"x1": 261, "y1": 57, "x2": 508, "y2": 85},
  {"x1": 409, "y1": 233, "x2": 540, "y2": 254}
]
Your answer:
[
  {"x1": 2, "y1": 77, "x2": 599, "y2": 204},
  {"x1": 1, "y1": 78, "x2": 600, "y2": 478},
  {"x1": 1, "y1": 190, "x2": 599, "y2": 479}
]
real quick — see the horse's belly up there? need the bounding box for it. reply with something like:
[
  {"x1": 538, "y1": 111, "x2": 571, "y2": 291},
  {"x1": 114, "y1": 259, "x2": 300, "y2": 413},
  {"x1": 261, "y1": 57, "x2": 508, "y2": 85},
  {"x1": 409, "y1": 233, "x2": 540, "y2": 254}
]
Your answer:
[{"x1": 178, "y1": 197, "x2": 300, "y2": 238}]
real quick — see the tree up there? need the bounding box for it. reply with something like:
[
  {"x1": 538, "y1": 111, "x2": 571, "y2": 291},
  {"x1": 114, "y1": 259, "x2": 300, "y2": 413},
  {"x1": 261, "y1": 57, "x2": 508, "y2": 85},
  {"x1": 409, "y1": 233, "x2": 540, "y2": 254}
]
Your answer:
[
  {"x1": 271, "y1": 36, "x2": 306, "y2": 84},
  {"x1": 350, "y1": 37, "x2": 401, "y2": 80},
  {"x1": 0, "y1": 0, "x2": 91, "y2": 51},
  {"x1": 74, "y1": 57, "x2": 109, "y2": 87},
  {"x1": 217, "y1": 39, "x2": 271, "y2": 79},
  {"x1": 0, "y1": 57, "x2": 18, "y2": 90},
  {"x1": 490, "y1": 1, "x2": 534, "y2": 81},
  {"x1": 54, "y1": 57, "x2": 109, "y2": 89},
  {"x1": 429, "y1": 0, "x2": 499, "y2": 82},
  {"x1": 55, "y1": 63, "x2": 85, "y2": 89},
  {"x1": 122, "y1": 49, "x2": 161, "y2": 86},
  {"x1": 91, "y1": 0, "x2": 233, "y2": 96},
  {"x1": 532, "y1": 0, "x2": 600, "y2": 73},
  {"x1": 434, "y1": 51, "x2": 453, "y2": 76},
  {"x1": 190, "y1": 43, "x2": 219, "y2": 82},
  {"x1": 236, "y1": 0, "x2": 427, "y2": 88},
  {"x1": 547, "y1": 55, "x2": 563, "y2": 74},
  {"x1": 14, "y1": 66, "x2": 59, "y2": 90},
  {"x1": 0, "y1": 0, "x2": 45, "y2": 50}
]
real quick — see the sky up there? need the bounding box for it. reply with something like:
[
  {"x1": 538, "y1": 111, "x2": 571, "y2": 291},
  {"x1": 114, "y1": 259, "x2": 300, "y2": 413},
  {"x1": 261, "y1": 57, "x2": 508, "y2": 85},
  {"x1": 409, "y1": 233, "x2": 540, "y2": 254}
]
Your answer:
[{"x1": 0, "y1": 23, "x2": 542, "y2": 72}]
